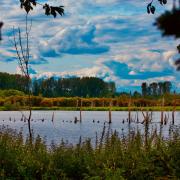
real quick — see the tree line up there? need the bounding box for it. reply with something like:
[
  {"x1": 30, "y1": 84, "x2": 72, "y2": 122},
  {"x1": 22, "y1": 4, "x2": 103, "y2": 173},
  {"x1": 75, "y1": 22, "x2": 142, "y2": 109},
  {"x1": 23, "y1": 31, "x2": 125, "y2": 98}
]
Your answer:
[
  {"x1": 0, "y1": 72, "x2": 116, "y2": 98},
  {"x1": 141, "y1": 81, "x2": 172, "y2": 97},
  {"x1": 32, "y1": 77, "x2": 116, "y2": 97},
  {"x1": 0, "y1": 72, "x2": 177, "y2": 98}
]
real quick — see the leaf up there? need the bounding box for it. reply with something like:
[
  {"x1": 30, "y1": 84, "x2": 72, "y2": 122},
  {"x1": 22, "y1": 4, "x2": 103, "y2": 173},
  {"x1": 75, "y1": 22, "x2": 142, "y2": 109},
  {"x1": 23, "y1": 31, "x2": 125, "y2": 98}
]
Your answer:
[
  {"x1": 43, "y1": 4, "x2": 51, "y2": 16},
  {"x1": 147, "y1": 3, "x2": 152, "y2": 14},
  {"x1": 177, "y1": 44, "x2": 180, "y2": 53},
  {"x1": 158, "y1": 0, "x2": 163, "y2": 5},
  {"x1": 52, "y1": 6, "x2": 64, "y2": 16},
  {"x1": 19, "y1": 0, "x2": 64, "y2": 17},
  {"x1": 30, "y1": 0, "x2": 36, "y2": 6},
  {"x1": 43, "y1": 4, "x2": 64, "y2": 18},
  {"x1": 50, "y1": 8, "x2": 57, "y2": 18},
  {"x1": 163, "y1": 0, "x2": 167, "y2": 5},
  {"x1": 151, "y1": 6, "x2": 156, "y2": 14}
]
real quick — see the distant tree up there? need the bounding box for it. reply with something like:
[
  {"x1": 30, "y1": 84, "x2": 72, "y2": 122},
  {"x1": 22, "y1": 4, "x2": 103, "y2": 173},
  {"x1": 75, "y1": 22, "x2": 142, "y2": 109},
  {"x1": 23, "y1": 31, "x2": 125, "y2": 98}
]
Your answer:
[
  {"x1": 158, "y1": 82, "x2": 164, "y2": 95},
  {"x1": 32, "y1": 80, "x2": 41, "y2": 96},
  {"x1": 142, "y1": 82, "x2": 148, "y2": 96},
  {"x1": 141, "y1": 81, "x2": 172, "y2": 96},
  {"x1": 162, "y1": 81, "x2": 172, "y2": 94},
  {"x1": 133, "y1": 91, "x2": 141, "y2": 98},
  {"x1": 150, "y1": 82, "x2": 158, "y2": 96}
]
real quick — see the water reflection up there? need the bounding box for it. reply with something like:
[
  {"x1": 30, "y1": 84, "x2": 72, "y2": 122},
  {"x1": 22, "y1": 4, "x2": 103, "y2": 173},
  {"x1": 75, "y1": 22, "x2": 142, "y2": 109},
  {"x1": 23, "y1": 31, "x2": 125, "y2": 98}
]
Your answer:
[{"x1": 0, "y1": 111, "x2": 179, "y2": 145}]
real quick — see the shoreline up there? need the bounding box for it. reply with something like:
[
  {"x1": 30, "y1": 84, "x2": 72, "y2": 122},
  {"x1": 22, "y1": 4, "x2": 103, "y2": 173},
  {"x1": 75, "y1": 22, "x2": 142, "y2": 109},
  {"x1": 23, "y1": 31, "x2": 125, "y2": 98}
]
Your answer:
[{"x1": 0, "y1": 106, "x2": 179, "y2": 111}]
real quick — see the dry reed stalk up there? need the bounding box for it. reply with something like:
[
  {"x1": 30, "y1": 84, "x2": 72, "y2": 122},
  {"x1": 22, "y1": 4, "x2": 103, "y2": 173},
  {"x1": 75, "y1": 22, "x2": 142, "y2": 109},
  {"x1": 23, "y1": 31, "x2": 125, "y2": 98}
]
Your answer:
[
  {"x1": 91, "y1": 100, "x2": 94, "y2": 107},
  {"x1": 76, "y1": 99, "x2": 78, "y2": 107},
  {"x1": 99, "y1": 123, "x2": 106, "y2": 151},
  {"x1": 95, "y1": 132, "x2": 98, "y2": 149},
  {"x1": 143, "y1": 112, "x2": 151, "y2": 149},
  {"x1": 102, "y1": 99, "x2": 105, "y2": 107}
]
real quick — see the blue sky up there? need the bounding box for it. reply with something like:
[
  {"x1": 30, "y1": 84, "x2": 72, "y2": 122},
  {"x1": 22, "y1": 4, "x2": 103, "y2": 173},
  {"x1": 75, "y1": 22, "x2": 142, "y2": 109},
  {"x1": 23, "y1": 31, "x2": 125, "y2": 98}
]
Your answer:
[{"x1": 0, "y1": 0, "x2": 180, "y2": 92}]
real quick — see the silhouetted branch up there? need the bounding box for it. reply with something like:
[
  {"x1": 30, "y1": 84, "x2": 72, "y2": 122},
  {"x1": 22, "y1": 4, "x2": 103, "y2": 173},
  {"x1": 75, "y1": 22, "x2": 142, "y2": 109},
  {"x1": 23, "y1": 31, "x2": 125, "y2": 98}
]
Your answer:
[{"x1": 19, "y1": 0, "x2": 65, "y2": 18}]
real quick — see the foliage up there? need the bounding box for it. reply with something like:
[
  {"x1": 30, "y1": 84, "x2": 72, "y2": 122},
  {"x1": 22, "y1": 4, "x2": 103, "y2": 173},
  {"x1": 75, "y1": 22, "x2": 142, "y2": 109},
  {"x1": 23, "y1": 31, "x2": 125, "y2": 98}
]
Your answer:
[
  {"x1": 141, "y1": 81, "x2": 172, "y2": 97},
  {"x1": 0, "y1": 72, "x2": 27, "y2": 93},
  {"x1": 155, "y1": 9, "x2": 180, "y2": 38},
  {"x1": 147, "y1": 0, "x2": 167, "y2": 14},
  {"x1": 0, "y1": 72, "x2": 116, "y2": 98},
  {"x1": 1, "y1": 126, "x2": 180, "y2": 179},
  {"x1": 19, "y1": 0, "x2": 64, "y2": 17},
  {"x1": 0, "y1": 89, "x2": 25, "y2": 97}
]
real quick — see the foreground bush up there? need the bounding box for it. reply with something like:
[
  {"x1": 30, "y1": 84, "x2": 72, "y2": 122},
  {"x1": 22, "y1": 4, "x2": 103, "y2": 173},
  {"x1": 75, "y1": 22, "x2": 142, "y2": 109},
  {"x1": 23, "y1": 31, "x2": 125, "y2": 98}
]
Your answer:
[{"x1": 0, "y1": 127, "x2": 180, "y2": 179}]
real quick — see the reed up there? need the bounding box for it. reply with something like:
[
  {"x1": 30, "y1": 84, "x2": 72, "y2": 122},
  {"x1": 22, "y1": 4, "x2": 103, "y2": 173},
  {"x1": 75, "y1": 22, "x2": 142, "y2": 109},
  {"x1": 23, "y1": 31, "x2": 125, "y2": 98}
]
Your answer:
[{"x1": 1, "y1": 125, "x2": 180, "y2": 179}]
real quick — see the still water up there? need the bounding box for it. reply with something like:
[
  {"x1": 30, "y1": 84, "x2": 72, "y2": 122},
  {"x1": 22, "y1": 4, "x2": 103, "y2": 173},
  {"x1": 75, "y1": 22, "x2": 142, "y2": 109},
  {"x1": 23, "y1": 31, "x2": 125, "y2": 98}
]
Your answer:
[{"x1": 0, "y1": 111, "x2": 180, "y2": 145}]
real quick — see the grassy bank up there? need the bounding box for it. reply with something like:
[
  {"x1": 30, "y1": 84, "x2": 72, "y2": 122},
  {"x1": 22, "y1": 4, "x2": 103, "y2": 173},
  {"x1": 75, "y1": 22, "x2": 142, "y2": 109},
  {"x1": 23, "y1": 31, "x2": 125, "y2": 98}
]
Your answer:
[
  {"x1": 0, "y1": 106, "x2": 180, "y2": 111},
  {"x1": 0, "y1": 127, "x2": 180, "y2": 179}
]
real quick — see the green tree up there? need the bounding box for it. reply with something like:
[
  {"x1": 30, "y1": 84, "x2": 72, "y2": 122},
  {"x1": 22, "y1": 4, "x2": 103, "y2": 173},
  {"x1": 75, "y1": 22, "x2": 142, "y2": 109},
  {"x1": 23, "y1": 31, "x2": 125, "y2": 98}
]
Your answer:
[
  {"x1": 150, "y1": 82, "x2": 158, "y2": 96},
  {"x1": 162, "y1": 81, "x2": 172, "y2": 94}
]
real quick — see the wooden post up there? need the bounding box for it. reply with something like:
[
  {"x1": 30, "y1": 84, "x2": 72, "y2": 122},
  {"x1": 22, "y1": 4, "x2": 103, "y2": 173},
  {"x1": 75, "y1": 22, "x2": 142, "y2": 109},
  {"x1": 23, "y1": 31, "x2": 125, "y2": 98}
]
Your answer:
[
  {"x1": 136, "y1": 111, "x2": 139, "y2": 123},
  {"x1": 52, "y1": 112, "x2": 55, "y2": 122},
  {"x1": 80, "y1": 98, "x2": 82, "y2": 122},
  {"x1": 109, "y1": 99, "x2": 112, "y2": 124},
  {"x1": 172, "y1": 96, "x2": 176, "y2": 125},
  {"x1": 128, "y1": 96, "x2": 131, "y2": 124},
  {"x1": 161, "y1": 97, "x2": 164, "y2": 125}
]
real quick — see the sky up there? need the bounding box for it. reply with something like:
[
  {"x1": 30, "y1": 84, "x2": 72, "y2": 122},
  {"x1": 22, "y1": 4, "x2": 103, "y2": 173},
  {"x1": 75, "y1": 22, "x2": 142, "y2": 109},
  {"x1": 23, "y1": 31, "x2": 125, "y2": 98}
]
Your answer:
[{"x1": 0, "y1": 0, "x2": 180, "y2": 92}]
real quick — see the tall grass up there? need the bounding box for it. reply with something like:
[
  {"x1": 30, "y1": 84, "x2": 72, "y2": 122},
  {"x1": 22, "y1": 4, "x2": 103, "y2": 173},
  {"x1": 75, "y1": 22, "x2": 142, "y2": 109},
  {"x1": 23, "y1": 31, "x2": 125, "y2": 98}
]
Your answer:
[{"x1": 0, "y1": 126, "x2": 180, "y2": 179}]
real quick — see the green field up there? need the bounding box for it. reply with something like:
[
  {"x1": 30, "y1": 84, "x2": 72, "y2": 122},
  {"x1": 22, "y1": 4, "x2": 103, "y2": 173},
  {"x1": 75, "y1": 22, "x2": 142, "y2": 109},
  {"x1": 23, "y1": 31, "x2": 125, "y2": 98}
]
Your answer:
[{"x1": 0, "y1": 106, "x2": 180, "y2": 111}]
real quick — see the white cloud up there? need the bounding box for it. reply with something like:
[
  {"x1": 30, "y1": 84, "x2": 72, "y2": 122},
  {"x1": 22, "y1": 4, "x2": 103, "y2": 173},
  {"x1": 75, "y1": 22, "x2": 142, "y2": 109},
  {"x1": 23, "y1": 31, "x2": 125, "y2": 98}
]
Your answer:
[{"x1": 0, "y1": 0, "x2": 179, "y2": 92}]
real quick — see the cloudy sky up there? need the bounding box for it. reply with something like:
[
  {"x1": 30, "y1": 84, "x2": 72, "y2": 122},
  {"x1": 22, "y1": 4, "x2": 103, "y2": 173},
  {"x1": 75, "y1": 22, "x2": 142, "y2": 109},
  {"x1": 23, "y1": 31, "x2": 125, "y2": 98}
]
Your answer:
[{"x1": 0, "y1": 0, "x2": 179, "y2": 92}]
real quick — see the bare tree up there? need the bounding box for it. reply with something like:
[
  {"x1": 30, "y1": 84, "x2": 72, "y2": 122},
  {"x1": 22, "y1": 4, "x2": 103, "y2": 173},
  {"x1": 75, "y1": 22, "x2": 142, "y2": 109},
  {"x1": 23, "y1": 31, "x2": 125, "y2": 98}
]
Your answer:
[
  {"x1": 13, "y1": 14, "x2": 33, "y2": 139},
  {"x1": 11, "y1": 1, "x2": 64, "y2": 139}
]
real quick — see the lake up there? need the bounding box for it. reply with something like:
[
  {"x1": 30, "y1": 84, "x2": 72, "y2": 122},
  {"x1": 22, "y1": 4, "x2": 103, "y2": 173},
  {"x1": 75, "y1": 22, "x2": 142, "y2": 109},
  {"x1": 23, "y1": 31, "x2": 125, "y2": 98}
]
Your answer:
[{"x1": 0, "y1": 111, "x2": 180, "y2": 146}]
